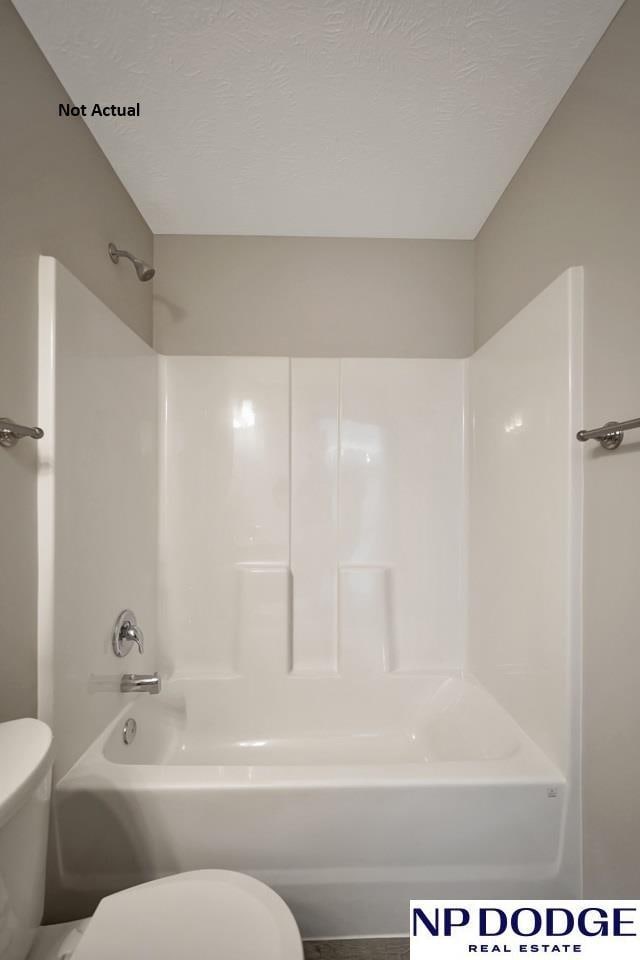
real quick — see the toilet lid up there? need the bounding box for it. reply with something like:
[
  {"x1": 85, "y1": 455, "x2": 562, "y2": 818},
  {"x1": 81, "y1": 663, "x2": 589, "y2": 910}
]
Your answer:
[{"x1": 72, "y1": 870, "x2": 303, "y2": 960}]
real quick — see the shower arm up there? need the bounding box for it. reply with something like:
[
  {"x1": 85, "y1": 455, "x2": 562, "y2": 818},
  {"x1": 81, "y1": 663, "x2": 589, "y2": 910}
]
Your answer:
[{"x1": 576, "y1": 415, "x2": 640, "y2": 450}]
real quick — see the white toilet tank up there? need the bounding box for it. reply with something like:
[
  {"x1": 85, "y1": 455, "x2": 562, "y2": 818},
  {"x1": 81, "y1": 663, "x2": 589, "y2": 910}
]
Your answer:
[{"x1": 0, "y1": 720, "x2": 53, "y2": 960}]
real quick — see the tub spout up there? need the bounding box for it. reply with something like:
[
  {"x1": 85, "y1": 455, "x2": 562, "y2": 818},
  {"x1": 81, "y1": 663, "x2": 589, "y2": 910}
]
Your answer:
[{"x1": 120, "y1": 672, "x2": 161, "y2": 695}]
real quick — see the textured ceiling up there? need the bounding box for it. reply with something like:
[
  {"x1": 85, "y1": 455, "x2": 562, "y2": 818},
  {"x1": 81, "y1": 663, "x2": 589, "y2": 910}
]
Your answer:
[{"x1": 13, "y1": 0, "x2": 622, "y2": 238}]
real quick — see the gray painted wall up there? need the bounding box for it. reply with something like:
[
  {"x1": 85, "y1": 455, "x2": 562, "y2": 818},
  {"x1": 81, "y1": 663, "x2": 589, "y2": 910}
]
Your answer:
[
  {"x1": 475, "y1": 1, "x2": 640, "y2": 897},
  {"x1": 153, "y1": 236, "x2": 474, "y2": 358},
  {"x1": 0, "y1": 0, "x2": 153, "y2": 721}
]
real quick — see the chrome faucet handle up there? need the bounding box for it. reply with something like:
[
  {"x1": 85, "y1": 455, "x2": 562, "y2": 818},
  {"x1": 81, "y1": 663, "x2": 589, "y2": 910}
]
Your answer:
[
  {"x1": 113, "y1": 609, "x2": 144, "y2": 657},
  {"x1": 122, "y1": 621, "x2": 144, "y2": 654}
]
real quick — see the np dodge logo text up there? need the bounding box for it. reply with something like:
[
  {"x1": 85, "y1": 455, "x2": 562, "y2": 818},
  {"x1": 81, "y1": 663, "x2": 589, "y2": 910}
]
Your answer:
[
  {"x1": 409, "y1": 901, "x2": 640, "y2": 958},
  {"x1": 413, "y1": 907, "x2": 636, "y2": 937}
]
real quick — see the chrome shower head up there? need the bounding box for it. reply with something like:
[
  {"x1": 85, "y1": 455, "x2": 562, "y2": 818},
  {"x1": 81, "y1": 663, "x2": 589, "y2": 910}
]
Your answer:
[{"x1": 108, "y1": 243, "x2": 155, "y2": 282}]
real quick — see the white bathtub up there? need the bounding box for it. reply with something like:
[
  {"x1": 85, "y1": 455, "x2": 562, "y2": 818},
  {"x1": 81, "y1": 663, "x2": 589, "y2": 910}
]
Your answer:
[{"x1": 51, "y1": 675, "x2": 571, "y2": 936}]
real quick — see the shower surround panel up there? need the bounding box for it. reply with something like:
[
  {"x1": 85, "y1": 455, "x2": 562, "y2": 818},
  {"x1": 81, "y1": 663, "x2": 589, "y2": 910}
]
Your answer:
[
  {"x1": 468, "y1": 270, "x2": 583, "y2": 774},
  {"x1": 159, "y1": 357, "x2": 466, "y2": 678},
  {"x1": 37, "y1": 259, "x2": 159, "y2": 779},
  {"x1": 40, "y1": 260, "x2": 582, "y2": 933}
]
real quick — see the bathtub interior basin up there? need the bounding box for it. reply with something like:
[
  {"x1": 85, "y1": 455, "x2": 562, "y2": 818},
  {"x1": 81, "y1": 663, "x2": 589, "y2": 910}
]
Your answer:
[{"x1": 101, "y1": 674, "x2": 521, "y2": 767}]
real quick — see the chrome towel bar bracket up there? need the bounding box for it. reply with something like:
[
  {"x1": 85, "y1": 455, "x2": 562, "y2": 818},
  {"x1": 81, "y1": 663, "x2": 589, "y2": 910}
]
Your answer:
[
  {"x1": 0, "y1": 418, "x2": 44, "y2": 448},
  {"x1": 577, "y1": 416, "x2": 640, "y2": 450}
]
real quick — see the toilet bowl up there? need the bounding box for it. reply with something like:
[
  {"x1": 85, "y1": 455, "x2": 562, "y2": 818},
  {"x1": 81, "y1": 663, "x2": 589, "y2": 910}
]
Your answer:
[{"x1": 0, "y1": 719, "x2": 303, "y2": 960}]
